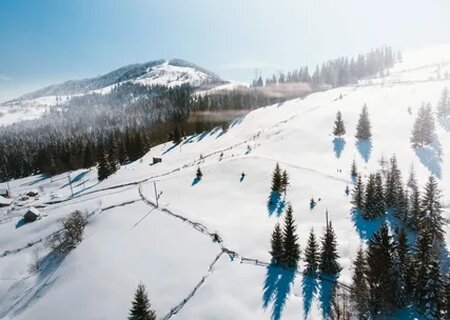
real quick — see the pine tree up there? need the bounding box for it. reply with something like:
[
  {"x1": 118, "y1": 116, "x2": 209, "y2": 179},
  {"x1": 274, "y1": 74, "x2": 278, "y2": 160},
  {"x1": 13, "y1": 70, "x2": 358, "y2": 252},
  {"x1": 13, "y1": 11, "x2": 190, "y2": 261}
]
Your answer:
[
  {"x1": 413, "y1": 230, "x2": 434, "y2": 314},
  {"x1": 319, "y1": 222, "x2": 341, "y2": 275},
  {"x1": 271, "y1": 163, "x2": 282, "y2": 193},
  {"x1": 363, "y1": 174, "x2": 377, "y2": 219},
  {"x1": 281, "y1": 205, "x2": 300, "y2": 268},
  {"x1": 437, "y1": 87, "x2": 450, "y2": 121},
  {"x1": 407, "y1": 164, "x2": 418, "y2": 193},
  {"x1": 108, "y1": 135, "x2": 119, "y2": 173},
  {"x1": 408, "y1": 188, "x2": 422, "y2": 231},
  {"x1": 396, "y1": 184, "x2": 409, "y2": 223},
  {"x1": 304, "y1": 228, "x2": 319, "y2": 275},
  {"x1": 333, "y1": 111, "x2": 346, "y2": 137},
  {"x1": 411, "y1": 103, "x2": 435, "y2": 148},
  {"x1": 355, "y1": 104, "x2": 372, "y2": 140},
  {"x1": 420, "y1": 175, "x2": 445, "y2": 243},
  {"x1": 373, "y1": 172, "x2": 385, "y2": 217},
  {"x1": 129, "y1": 283, "x2": 156, "y2": 320},
  {"x1": 270, "y1": 223, "x2": 283, "y2": 266},
  {"x1": 196, "y1": 167, "x2": 203, "y2": 180},
  {"x1": 444, "y1": 271, "x2": 450, "y2": 318},
  {"x1": 280, "y1": 170, "x2": 289, "y2": 193},
  {"x1": 351, "y1": 175, "x2": 365, "y2": 210},
  {"x1": 393, "y1": 228, "x2": 413, "y2": 307},
  {"x1": 97, "y1": 151, "x2": 111, "y2": 181},
  {"x1": 350, "y1": 247, "x2": 369, "y2": 319},
  {"x1": 350, "y1": 160, "x2": 358, "y2": 179},
  {"x1": 385, "y1": 155, "x2": 401, "y2": 208},
  {"x1": 365, "y1": 223, "x2": 396, "y2": 315}
]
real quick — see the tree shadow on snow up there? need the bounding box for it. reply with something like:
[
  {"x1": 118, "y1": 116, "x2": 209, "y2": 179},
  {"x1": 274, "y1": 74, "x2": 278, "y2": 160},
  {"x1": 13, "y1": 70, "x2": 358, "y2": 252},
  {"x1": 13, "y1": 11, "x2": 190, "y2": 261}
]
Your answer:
[
  {"x1": 302, "y1": 275, "x2": 319, "y2": 319},
  {"x1": 438, "y1": 118, "x2": 450, "y2": 133},
  {"x1": 262, "y1": 264, "x2": 296, "y2": 320},
  {"x1": 267, "y1": 192, "x2": 286, "y2": 217},
  {"x1": 3, "y1": 251, "x2": 67, "y2": 318},
  {"x1": 162, "y1": 143, "x2": 179, "y2": 155},
  {"x1": 356, "y1": 139, "x2": 372, "y2": 163},
  {"x1": 332, "y1": 138, "x2": 346, "y2": 159},
  {"x1": 15, "y1": 219, "x2": 27, "y2": 229},
  {"x1": 414, "y1": 137, "x2": 442, "y2": 179},
  {"x1": 318, "y1": 277, "x2": 337, "y2": 320},
  {"x1": 191, "y1": 177, "x2": 201, "y2": 186}
]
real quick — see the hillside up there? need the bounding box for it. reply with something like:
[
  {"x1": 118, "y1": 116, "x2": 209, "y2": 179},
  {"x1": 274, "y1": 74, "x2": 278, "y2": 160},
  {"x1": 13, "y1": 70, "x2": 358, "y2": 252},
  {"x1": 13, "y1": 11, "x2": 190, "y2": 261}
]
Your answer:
[{"x1": 0, "y1": 46, "x2": 449, "y2": 319}]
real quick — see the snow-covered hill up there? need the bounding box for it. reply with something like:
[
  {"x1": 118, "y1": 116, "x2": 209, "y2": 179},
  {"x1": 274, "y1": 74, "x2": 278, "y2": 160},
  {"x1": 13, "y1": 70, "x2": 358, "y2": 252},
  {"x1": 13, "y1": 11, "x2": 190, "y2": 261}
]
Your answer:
[
  {"x1": 0, "y1": 45, "x2": 449, "y2": 320},
  {"x1": 0, "y1": 59, "x2": 228, "y2": 126}
]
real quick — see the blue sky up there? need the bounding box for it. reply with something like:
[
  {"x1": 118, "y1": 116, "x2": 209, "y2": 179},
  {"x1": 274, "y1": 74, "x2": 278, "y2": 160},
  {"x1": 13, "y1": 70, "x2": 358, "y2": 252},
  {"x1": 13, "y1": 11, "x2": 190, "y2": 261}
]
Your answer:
[{"x1": 1, "y1": 0, "x2": 450, "y2": 102}]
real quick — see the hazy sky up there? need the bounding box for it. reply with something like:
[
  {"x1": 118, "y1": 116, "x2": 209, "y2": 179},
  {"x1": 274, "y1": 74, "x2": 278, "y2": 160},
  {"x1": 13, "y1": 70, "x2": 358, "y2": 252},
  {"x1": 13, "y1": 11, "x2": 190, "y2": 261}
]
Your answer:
[{"x1": 1, "y1": 0, "x2": 450, "y2": 102}]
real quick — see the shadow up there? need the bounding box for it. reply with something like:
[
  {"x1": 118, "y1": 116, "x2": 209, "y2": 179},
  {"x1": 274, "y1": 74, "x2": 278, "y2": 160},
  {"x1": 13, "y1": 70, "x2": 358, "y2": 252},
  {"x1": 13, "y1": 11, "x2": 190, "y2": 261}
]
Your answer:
[
  {"x1": 356, "y1": 139, "x2": 372, "y2": 163},
  {"x1": 262, "y1": 264, "x2": 296, "y2": 320},
  {"x1": 196, "y1": 131, "x2": 209, "y2": 142},
  {"x1": 15, "y1": 219, "x2": 27, "y2": 229},
  {"x1": 332, "y1": 138, "x2": 346, "y2": 159},
  {"x1": 414, "y1": 137, "x2": 442, "y2": 179},
  {"x1": 191, "y1": 177, "x2": 201, "y2": 186},
  {"x1": 3, "y1": 251, "x2": 67, "y2": 318},
  {"x1": 182, "y1": 134, "x2": 199, "y2": 145},
  {"x1": 21, "y1": 174, "x2": 49, "y2": 187},
  {"x1": 229, "y1": 117, "x2": 243, "y2": 128},
  {"x1": 351, "y1": 209, "x2": 385, "y2": 241},
  {"x1": 438, "y1": 118, "x2": 450, "y2": 133},
  {"x1": 61, "y1": 170, "x2": 90, "y2": 189},
  {"x1": 208, "y1": 126, "x2": 220, "y2": 136},
  {"x1": 162, "y1": 143, "x2": 178, "y2": 155},
  {"x1": 267, "y1": 192, "x2": 285, "y2": 217},
  {"x1": 318, "y1": 277, "x2": 337, "y2": 320},
  {"x1": 302, "y1": 275, "x2": 319, "y2": 319},
  {"x1": 215, "y1": 128, "x2": 226, "y2": 139}
]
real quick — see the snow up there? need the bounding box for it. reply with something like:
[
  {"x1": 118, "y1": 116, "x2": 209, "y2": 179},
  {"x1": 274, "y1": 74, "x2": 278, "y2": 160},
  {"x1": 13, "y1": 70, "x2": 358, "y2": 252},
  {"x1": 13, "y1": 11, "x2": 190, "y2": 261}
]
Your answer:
[{"x1": 1, "y1": 45, "x2": 450, "y2": 319}]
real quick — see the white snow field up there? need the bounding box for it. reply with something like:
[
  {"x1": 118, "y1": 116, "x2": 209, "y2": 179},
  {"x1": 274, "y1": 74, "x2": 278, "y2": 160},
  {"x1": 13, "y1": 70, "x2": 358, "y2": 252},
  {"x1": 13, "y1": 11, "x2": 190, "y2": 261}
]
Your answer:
[{"x1": 1, "y1": 46, "x2": 450, "y2": 319}]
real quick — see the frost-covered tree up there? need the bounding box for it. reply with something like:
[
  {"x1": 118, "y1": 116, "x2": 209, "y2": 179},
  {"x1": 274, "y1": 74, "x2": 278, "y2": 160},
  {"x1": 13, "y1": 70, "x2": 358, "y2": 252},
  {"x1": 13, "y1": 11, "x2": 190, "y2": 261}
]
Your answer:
[
  {"x1": 351, "y1": 175, "x2": 365, "y2": 210},
  {"x1": 355, "y1": 104, "x2": 372, "y2": 140},
  {"x1": 437, "y1": 87, "x2": 450, "y2": 121},
  {"x1": 97, "y1": 151, "x2": 112, "y2": 181},
  {"x1": 129, "y1": 283, "x2": 156, "y2": 320},
  {"x1": 281, "y1": 170, "x2": 290, "y2": 194},
  {"x1": 420, "y1": 175, "x2": 445, "y2": 243},
  {"x1": 271, "y1": 163, "x2": 282, "y2": 193},
  {"x1": 411, "y1": 103, "x2": 435, "y2": 148},
  {"x1": 350, "y1": 160, "x2": 358, "y2": 179},
  {"x1": 333, "y1": 111, "x2": 346, "y2": 137}
]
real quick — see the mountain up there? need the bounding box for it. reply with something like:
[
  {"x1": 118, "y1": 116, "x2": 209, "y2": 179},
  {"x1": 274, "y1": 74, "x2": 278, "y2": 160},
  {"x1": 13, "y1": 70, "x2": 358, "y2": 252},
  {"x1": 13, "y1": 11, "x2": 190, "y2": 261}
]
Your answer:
[{"x1": 0, "y1": 45, "x2": 449, "y2": 319}]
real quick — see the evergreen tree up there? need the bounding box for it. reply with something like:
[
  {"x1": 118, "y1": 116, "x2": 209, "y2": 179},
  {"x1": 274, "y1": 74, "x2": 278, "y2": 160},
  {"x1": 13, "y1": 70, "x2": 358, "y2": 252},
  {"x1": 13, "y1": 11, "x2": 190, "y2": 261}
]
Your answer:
[
  {"x1": 333, "y1": 111, "x2": 346, "y2": 137},
  {"x1": 271, "y1": 163, "x2": 282, "y2": 193},
  {"x1": 363, "y1": 174, "x2": 377, "y2": 219},
  {"x1": 393, "y1": 228, "x2": 413, "y2": 307},
  {"x1": 385, "y1": 155, "x2": 401, "y2": 209},
  {"x1": 408, "y1": 188, "x2": 422, "y2": 231},
  {"x1": 350, "y1": 160, "x2": 358, "y2": 179},
  {"x1": 129, "y1": 283, "x2": 156, "y2": 320},
  {"x1": 355, "y1": 104, "x2": 372, "y2": 140},
  {"x1": 351, "y1": 175, "x2": 365, "y2": 210},
  {"x1": 413, "y1": 230, "x2": 434, "y2": 315},
  {"x1": 281, "y1": 205, "x2": 300, "y2": 268},
  {"x1": 196, "y1": 167, "x2": 203, "y2": 180},
  {"x1": 319, "y1": 222, "x2": 341, "y2": 275},
  {"x1": 108, "y1": 135, "x2": 119, "y2": 173},
  {"x1": 411, "y1": 103, "x2": 435, "y2": 148},
  {"x1": 365, "y1": 223, "x2": 396, "y2": 315},
  {"x1": 280, "y1": 170, "x2": 289, "y2": 194},
  {"x1": 421, "y1": 258, "x2": 444, "y2": 319},
  {"x1": 436, "y1": 87, "x2": 450, "y2": 121},
  {"x1": 97, "y1": 151, "x2": 111, "y2": 181},
  {"x1": 269, "y1": 223, "x2": 283, "y2": 266},
  {"x1": 373, "y1": 172, "x2": 386, "y2": 217},
  {"x1": 395, "y1": 184, "x2": 409, "y2": 223},
  {"x1": 304, "y1": 228, "x2": 319, "y2": 275},
  {"x1": 83, "y1": 143, "x2": 95, "y2": 169},
  {"x1": 444, "y1": 271, "x2": 450, "y2": 318},
  {"x1": 350, "y1": 247, "x2": 369, "y2": 319},
  {"x1": 420, "y1": 175, "x2": 445, "y2": 243},
  {"x1": 407, "y1": 164, "x2": 418, "y2": 192}
]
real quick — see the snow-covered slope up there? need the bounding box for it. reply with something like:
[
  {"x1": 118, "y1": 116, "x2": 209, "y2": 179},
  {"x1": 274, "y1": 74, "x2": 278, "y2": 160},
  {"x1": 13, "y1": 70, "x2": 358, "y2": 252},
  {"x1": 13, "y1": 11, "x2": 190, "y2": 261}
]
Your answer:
[{"x1": 1, "y1": 46, "x2": 450, "y2": 320}]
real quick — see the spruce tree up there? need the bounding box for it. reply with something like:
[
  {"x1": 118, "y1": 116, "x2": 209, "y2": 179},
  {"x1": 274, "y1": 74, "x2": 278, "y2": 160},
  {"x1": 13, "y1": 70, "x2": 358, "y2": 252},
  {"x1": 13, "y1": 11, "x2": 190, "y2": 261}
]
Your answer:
[
  {"x1": 355, "y1": 104, "x2": 372, "y2": 140},
  {"x1": 437, "y1": 87, "x2": 450, "y2": 121},
  {"x1": 108, "y1": 135, "x2": 119, "y2": 173},
  {"x1": 351, "y1": 175, "x2": 365, "y2": 210},
  {"x1": 350, "y1": 247, "x2": 369, "y2": 319},
  {"x1": 97, "y1": 151, "x2": 111, "y2": 181},
  {"x1": 373, "y1": 172, "x2": 385, "y2": 217},
  {"x1": 408, "y1": 188, "x2": 421, "y2": 231},
  {"x1": 304, "y1": 228, "x2": 319, "y2": 275},
  {"x1": 420, "y1": 175, "x2": 445, "y2": 243},
  {"x1": 385, "y1": 155, "x2": 401, "y2": 208},
  {"x1": 333, "y1": 111, "x2": 346, "y2": 137},
  {"x1": 421, "y1": 258, "x2": 444, "y2": 319},
  {"x1": 281, "y1": 205, "x2": 300, "y2": 268},
  {"x1": 281, "y1": 170, "x2": 289, "y2": 194},
  {"x1": 350, "y1": 160, "x2": 358, "y2": 179},
  {"x1": 363, "y1": 174, "x2": 377, "y2": 219},
  {"x1": 196, "y1": 167, "x2": 203, "y2": 180},
  {"x1": 444, "y1": 271, "x2": 450, "y2": 318},
  {"x1": 271, "y1": 163, "x2": 282, "y2": 193},
  {"x1": 270, "y1": 223, "x2": 283, "y2": 266},
  {"x1": 365, "y1": 223, "x2": 396, "y2": 315},
  {"x1": 129, "y1": 283, "x2": 156, "y2": 320},
  {"x1": 319, "y1": 222, "x2": 341, "y2": 275},
  {"x1": 411, "y1": 103, "x2": 435, "y2": 148},
  {"x1": 393, "y1": 228, "x2": 413, "y2": 307}
]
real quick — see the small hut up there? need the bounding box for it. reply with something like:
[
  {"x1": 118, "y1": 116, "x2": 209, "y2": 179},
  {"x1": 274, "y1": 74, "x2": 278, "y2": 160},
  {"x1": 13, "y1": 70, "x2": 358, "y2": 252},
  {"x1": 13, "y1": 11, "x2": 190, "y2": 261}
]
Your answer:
[
  {"x1": 23, "y1": 207, "x2": 41, "y2": 223},
  {"x1": 152, "y1": 157, "x2": 162, "y2": 165}
]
